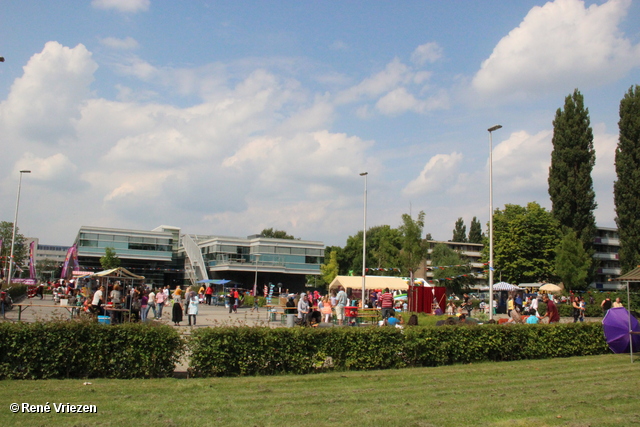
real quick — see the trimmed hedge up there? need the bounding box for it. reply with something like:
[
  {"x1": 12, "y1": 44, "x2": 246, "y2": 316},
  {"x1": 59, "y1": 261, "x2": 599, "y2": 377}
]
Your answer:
[
  {"x1": 0, "y1": 321, "x2": 183, "y2": 379},
  {"x1": 188, "y1": 323, "x2": 609, "y2": 377}
]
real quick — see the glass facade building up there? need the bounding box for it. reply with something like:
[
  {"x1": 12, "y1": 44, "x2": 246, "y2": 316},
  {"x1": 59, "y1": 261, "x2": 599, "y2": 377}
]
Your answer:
[
  {"x1": 74, "y1": 225, "x2": 183, "y2": 288},
  {"x1": 182, "y1": 234, "x2": 324, "y2": 290}
]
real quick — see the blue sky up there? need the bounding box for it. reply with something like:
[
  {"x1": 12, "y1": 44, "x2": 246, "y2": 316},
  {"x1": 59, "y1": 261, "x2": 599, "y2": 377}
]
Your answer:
[{"x1": 1, "y1": 0, "x2": 639, "y2": 247}]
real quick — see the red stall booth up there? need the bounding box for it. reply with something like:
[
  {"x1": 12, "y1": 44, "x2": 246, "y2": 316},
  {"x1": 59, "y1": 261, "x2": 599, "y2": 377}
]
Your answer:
[{"x1": 408, "y1": 285, "x2": 446, "y2": 314}]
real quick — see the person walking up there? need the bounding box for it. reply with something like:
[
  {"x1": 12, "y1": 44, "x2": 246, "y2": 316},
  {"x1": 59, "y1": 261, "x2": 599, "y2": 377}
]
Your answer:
[
  {"x1": 297, "y1": 293, "x2": 310, "y2": 326},
  {"x1": 335, "y1": 286, "x2": 348, "y2": 326},
  {"x1": 541, "y1": 294, "x2": 560, "y2": 323},
  {"x1": 187, "y1": 292, "x2": 199, "y2": 326},
  {"x1": 226, "y1": 290, "x2": 235, "y2": 314},
  {"x1": 148, "y1": 289, "x2": 156, "y2": 319},
  {"x1": 155, "y1": 288, "x2": 166, "y2": 319},
  {"x1": 572, "y1": 296, "x2": 581, "y2": 323},
  {"x1": 205, "y1": 285, "x2": 213, "y2": 305},
  {"x1": 140, "y1": 290, "x2": 149, "y2": 322},
  {"x1": 171, "y1": 288, "x2": 183, "y2": 326}
]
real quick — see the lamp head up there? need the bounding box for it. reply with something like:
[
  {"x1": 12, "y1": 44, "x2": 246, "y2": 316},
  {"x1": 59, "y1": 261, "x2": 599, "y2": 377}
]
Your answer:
[
  {"x1": 488, "y1": 125, "x2": 502, "y2": 132},
  {"x1": 359, "y1": 172, "x2": 368, "y2": 176}
]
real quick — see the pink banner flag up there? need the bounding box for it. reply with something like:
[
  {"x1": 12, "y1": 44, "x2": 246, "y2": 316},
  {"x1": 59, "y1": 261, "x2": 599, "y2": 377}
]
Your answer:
[
  {"x1": 60, "y1": 245, "x2": 76, "y2": 279},
  {"x1": 29, "y1": 240, "x2": 36, "y2": 279}
]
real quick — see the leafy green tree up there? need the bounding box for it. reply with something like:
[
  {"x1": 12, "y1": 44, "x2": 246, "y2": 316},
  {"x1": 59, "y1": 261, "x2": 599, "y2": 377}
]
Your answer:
[
  {"x1": 452, "y1": 218, "x2": 467, "y2": 242},
  {"x1": 398, "y1": 211, "x2": 429, "y2": 283},
  {"x1": 430, "y1": 243, "x2": 472, "y2": 295},
  {"x1": 555, "y1": 228, "x2": 591, "y2": 291},
  {"x1": 341, "y1": 231, "x2": 365, "y2": 276},
  {"x1": 260, "y1": 228, "x2": 296, "y2": 239},
  {"x1": 368, "y1": 225, "x2": 401, "y2": 271},
  {"x1": 614, "y1": 85, "x2": 640, "y2": 273},
  {"x1": 0, "y1": 221, "x2": 27, "y2": 279},
  {"x1": 320, "y1": 250, "x2": 339, "y2": 286},
  {"x1": 100, "y1": 247, "x2": 121, "y2": 270},
  {"x1": 548, "y1": 89, "x2": 597, "y2": 253},
  {"x1": 468, "y1": 216, "x2": 483, "y2": 244},
  {"x1": 484, "y1": 202, "x2": 561, "y2": 284}
]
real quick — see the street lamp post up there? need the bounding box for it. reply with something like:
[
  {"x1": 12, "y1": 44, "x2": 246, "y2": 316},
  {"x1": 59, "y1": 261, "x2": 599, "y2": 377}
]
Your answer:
[
  {"x1": 487, "y1": 125, "x2": 501, "y2": 320},
  {"x1": 7, "y1": 170, "x2": 31, "y2": 286},
  {"x1": 360, "y1": 172, "x2": 368, "y2": 308},
  {"x1": 253, "y1": 253, "x2": 261, "y2": 297}
]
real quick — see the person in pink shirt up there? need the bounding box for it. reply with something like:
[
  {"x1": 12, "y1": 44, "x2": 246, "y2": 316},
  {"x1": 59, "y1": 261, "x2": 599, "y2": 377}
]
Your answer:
[{"x1": 155, "y1": 289, "x2": 167, "y2": 319}]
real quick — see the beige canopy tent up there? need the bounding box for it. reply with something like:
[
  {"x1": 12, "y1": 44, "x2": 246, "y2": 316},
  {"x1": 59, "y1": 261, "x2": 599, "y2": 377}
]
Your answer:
[
  {"x1": 91, "y1": 267, "x2": 146, "y2": 306},
  {"x1": 91, "y1": 267, "x2": 145, "y2": 279},
  {"x1": 328, "y1": 275, "x2": 409, "y2": 292}
]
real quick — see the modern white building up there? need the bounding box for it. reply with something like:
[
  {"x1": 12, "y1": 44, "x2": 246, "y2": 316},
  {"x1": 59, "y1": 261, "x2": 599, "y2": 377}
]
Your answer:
[
  {"x1": 181, "y1": 233, "x2": 324, "y2": 290},
  {"x1": 73, "y1": 225, "x2": 182, "y2": 288}
]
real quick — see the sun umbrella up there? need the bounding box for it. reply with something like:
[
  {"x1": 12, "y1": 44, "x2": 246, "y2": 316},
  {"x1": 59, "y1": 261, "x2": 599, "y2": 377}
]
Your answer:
[
  {"x1": 492, "y1": 282, "x2": 519, "y2": 291},
  {"x1": 539, "y1": 283, "x2": 562, "y2": 293},
  {"x1": 602, "y1": 307, "x2": 640, "y2": 354}
]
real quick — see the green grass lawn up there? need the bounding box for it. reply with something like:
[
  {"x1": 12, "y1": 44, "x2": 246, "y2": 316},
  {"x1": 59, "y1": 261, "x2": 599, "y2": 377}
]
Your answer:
[{"x1": 1, "y1": 354, "x2": 638, "y2": 426}]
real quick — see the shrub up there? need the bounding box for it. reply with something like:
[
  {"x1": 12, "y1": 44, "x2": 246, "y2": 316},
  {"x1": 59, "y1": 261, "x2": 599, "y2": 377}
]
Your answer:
[
  {"x1": 188, "y1": 322, "x2": 609, "y2": 377},
  {"x1": 0, "y1": 320, "x2": 184, "y2": 379},
  {"x1": 5, "y1": 284, "x2": 28, "y2": 300}
]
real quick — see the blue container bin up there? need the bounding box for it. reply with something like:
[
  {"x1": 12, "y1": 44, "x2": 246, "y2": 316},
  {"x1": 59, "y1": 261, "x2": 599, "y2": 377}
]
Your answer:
[{"x1": 98, "y1": 315, "x2": 111, "y2": 325}]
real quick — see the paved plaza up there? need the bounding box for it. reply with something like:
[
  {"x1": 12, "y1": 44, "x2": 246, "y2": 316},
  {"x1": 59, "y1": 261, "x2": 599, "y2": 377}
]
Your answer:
[{"x1": 2, "y1": 295, "x2": 276, "y2": 327}]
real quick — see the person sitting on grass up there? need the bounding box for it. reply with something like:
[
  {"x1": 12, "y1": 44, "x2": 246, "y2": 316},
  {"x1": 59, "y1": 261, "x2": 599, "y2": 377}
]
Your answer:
[{"x1": 381, "y1": 312, "x2": 403, "y2": 328}]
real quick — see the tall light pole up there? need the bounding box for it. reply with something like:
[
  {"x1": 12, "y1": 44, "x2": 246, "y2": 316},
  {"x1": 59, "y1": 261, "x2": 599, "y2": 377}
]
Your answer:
[
  {"x1": 253, "y1": 253, "x2": 261, "y2": 297},
  {"x1": 360, "y1": 172, "x2": 368, "y2": 308},
  {"x1": 487, "y1": 125, "x2": 501, "y2": 320},
  {"x1": 7, "y1": 170, "x2": 31, "y2": 286}
]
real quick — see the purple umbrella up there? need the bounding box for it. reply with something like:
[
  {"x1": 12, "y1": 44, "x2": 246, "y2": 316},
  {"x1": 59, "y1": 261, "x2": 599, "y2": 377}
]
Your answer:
[{"x1": 602, "y1": 307, "x2": 640, "y2": 354}]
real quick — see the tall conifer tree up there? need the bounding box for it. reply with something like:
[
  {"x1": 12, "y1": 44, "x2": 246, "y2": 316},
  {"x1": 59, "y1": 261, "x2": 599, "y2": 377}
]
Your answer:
[
  {"x1": 614, "y1": 85, "x2": 640, "y2": 273},
  {"x1": 452, "y1": 217, "x2": 467, "y2": 242},
  {"x1": 548, "y1": 89, "x2": 597, "y2": 253},
  {"x1": 468, "y1": 216, "x2": 483, "y2": 243}
]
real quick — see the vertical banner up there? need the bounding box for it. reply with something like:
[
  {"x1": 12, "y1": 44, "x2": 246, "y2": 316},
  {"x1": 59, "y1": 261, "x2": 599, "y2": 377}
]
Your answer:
[
  {"x1": 60, "y1": 245, "x2": 76, "y2": 280},
  {"x1": 29, "y1": 240, "x2": 36, "y2": 279},
  {"x1": 72, "y1": 246, "x2": 80, "y2": 272}
]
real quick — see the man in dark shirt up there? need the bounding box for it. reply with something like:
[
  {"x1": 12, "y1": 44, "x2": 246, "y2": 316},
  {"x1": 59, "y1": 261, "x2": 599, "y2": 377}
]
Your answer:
[
  {"x1": 541, "y1": 294, "x2": 560, "y2": 323},
  {"x1": 601, "y1": 297, "x2": 612, "y2": 315}
]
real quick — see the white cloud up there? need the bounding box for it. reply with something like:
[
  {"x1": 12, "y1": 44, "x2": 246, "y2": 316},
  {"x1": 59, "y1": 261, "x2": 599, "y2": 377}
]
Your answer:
[
  {"x1": 113, "y1": 55, "x2": 158, "y2": 79},
  {"x1": 335, "y1": 58, "x2": 410, "y2": 104},
  {"x1": 0, "y1": 42, "x2": 97, "y2": 144},
  {"x1": 99, "y1": 36, "x2": 140, "y2": 50},
  {"x1": 403, "y1": 152, "x2": 463, "y2": 196},
  {"x1": 491, "y1": 130, "x2": 552, "y2": 194},
  {"x1": 92, "y1": 0, "x2": 150, "y2": 13},
  {"x1": 375, "y1": 88, "x2": 421, "y2": 115},
  {"x1": 472, "y1": 0, "x2": 640, "y2": 98},
  {"x1": 592, "y1": 124, "x2": 618, "y2": 226},
  {"x1": 411, "y1": 42, "x2": 443, "y2": 66}
]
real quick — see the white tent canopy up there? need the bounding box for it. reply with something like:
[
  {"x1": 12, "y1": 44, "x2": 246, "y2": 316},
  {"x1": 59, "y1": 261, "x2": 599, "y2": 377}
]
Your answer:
[
  {"x1": 91, "y1": 267, "x2": 145, "y2": 280},
  {"x1": 328, "y1": 275, "x2": 409, "y2": 292}
]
